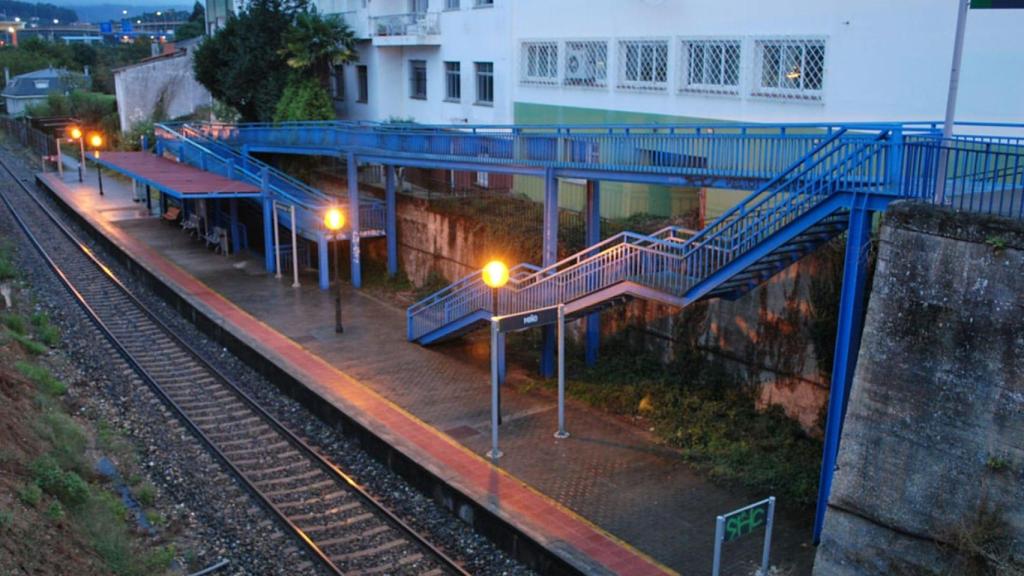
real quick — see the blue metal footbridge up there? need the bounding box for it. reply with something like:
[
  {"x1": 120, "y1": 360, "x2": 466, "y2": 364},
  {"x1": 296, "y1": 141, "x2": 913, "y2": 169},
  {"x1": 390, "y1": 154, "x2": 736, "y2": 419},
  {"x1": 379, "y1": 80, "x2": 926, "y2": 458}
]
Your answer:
[{"x1": 157, "y1": 118, "x2": 1023, "y2": 545}]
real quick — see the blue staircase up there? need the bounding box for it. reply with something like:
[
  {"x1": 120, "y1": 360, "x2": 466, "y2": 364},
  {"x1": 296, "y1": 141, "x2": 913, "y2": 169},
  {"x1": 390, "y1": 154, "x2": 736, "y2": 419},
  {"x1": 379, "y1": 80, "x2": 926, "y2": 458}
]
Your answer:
[{"x1": 407, "y1": 128, "x2": 888, "y2": 344}]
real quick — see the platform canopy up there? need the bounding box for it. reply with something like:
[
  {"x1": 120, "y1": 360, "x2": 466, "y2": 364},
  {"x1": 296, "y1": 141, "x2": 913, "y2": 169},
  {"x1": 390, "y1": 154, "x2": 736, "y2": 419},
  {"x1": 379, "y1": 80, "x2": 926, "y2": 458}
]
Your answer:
[{"x1": 89, "y1": 152, "x2": 262, "y2": 200}]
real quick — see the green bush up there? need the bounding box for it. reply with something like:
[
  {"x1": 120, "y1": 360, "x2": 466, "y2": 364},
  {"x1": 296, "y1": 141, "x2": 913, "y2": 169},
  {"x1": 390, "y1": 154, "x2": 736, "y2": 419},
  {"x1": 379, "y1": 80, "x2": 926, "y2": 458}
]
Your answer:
[
  {"x1": 17, "y1": 482, "x2": 42, "y2": 508},
  {"x1": 0, "y1": 247, "x2": 15, "y2": 280},
  {"x1": 3, "y1": 314, "x2": 27, "y2": 335},
  {"x1": 30, "y1": 456, "x2": 90, "y2": 508},
  {"x1": 0, "y1": 509, "x2": 12, "y2": 530},
  {"x1": 15, "y1": 361, "x2": 66, "y2": 396},
  {"x1": 135, "y1": 483, "x2": 156, "y2": 507},
  {"x1": 273, "y1": 76, "x2": 335, "y2": 122},
  {"x1": 11, "y1": 333, "x2": 47, "y2": 355},
  {"x1": 46, "y1": 501, "x2": 65, "y2": 521},
  {"x1": 31, "y1": 312, "x2": 61, "y2": 348},
  {"x1": 36, "y1": 411, "x2": 89, "y2": 474}
]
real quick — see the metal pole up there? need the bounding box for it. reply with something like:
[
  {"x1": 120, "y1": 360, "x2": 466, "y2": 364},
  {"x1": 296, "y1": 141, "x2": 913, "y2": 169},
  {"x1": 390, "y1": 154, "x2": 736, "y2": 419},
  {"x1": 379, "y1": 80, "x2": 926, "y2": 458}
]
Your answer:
[
  {"x1": 272, "y1": 201, "x2": 282, "y2": 279},
  {"x1": 760, "y1": 497, "x2": 776, "y2": 576},
  {"x1": 78, "y1": 137, "x2": 86, "y2": 179},
  {"x1": 146, "y1": 185, "x2": 152, "y2": 212},
  {"x1": 97, "y1": 164, "x2": 104, "y2": 195},
  {"x1": 555, "y1": 304, "x2": 569, "y2": 439},
  {"x1": 334, "y1": 235, "x2": 343, "y2": 333},
  {"x1": 935, "y1": 0, "x2": 969, "y2": 203},
  {"x1": 55, "y1": 136, "x2": 63, "y2": 177},
  {"x1": 712, "y1": 516, "x2": 725, "y2": 576},
  {"x1": 492, "y1": 287, "x2": 502, "y2": 426},
  {"x1": 290, "y1": 205, "x2": 300, "y2": 288},
  {"x1": 487, "y1": 319, "x2": 502, "y2": 460}
]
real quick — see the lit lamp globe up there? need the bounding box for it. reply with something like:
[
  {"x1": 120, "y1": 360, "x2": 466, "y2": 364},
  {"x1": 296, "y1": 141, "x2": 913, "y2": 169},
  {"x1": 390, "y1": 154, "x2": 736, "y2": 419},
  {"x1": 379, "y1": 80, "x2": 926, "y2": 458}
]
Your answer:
[
  {"x1": 324, "y1": 207, "x2": 345, "y2": 232},
  {"x1": 482, "y1": 260, "x2": 509, "y2": 289},
  {"x1": 69, "y1": 127, "x2": 82, "y2": 140}
]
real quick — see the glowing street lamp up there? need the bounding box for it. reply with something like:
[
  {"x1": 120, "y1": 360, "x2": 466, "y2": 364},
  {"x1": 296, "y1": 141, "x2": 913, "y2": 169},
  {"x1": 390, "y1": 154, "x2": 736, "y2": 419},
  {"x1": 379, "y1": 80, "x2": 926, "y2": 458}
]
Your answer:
[
  {"x1": 483, "y1": 259, "x2": 510, "y2": 459},
  {"x1": 482, "y1": 259, "x2": 509, "y2": 315},
  {"x1": 68, "y1": 126, "x2": 85, "y2": 182},
  {"x1": 324, "y1": 207, "x2": 346, "y2": 333},
  {"x1": 87, "y1": 132, "x2": 105, "y2": 195}
]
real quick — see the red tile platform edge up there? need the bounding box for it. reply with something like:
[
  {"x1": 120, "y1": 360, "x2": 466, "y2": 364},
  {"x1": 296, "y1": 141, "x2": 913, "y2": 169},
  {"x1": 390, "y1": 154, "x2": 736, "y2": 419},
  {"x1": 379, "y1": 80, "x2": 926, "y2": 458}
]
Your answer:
[{"x1": 37, "y1": 173, "x2": 676, "y2": 576}]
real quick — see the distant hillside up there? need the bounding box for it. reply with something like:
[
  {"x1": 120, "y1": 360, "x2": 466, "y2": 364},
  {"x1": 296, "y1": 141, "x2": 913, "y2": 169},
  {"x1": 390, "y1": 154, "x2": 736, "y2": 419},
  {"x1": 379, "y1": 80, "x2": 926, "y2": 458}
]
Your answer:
[{"x1": 0, "y1": 0, "x2": 78, "y2": 23}]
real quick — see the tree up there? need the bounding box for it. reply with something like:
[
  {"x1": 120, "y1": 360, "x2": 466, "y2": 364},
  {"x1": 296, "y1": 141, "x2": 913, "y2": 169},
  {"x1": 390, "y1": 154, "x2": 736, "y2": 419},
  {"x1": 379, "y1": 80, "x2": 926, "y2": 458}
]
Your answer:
[
  {"x1": 175, "y1": 2, "x2": 206, "y2": 41},
  {"x1": 279, "y1": 9, "x2": 357, "y2": 89},
  {"x1": 273, "y1": 77, "x2": 333, "y2": 122},
  {"x1": 193, "y1": 0, "x2": 304, "y2": 122}
]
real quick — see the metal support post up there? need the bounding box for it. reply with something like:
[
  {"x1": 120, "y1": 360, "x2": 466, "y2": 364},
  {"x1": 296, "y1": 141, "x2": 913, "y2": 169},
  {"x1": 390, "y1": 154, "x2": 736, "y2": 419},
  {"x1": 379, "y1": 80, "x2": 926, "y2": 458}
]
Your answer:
[
  {"x1": 385, "y1": 165, "x2": 398, "y2": 277},
  {"x1": 585, "y1": 180, "x2": 601, "y2": 366},
  {"x1": 334, "y1": 235, "x2": 343, "y2": 333},
  {"x1": 261, "y1": 169, "x2": 274, "y2": 273},
  {"x1": 289, "y1": 205, "x2": 300, "y2": 288},
  {"x1": 78, "y1": 137, "x2": 85, "y2": 180},
  {"x1": 555, "y1": 303, "x2": 569, "y2": 439},
  {"x1": 146, "y1": 185, "x2": 152, "y2": 213},
  {"x1": 229, "y1": 199, "x2": 239, "y2": 253},
  {"x1": 347, "y1": 152, "x2": 362, "y2": 289},
  {"x1": 813, "y1": 205, "x2": 873, "y2": 543},
  {"x1": 761, "y1": 497, "x2": 777, "y2": 575},
  {"x1": 55, "y1": 136, "x2": 63, "y2": 178},
  {"x1": 935, "y1": 0, "x2": 970, "y2": 203},
  {"x1": 97, "y1": 164, "x2": 104, "y2": 196},
  {"x1": 273, "y1": 201, "x2": 282, "y2": 279},
  {"x1": 487, "y1": 319, "x2": 502, "y2": 460},
  {"x1": 712, "y1": 516, "x2": 725, "y2": 576},
  {"x1": 540, "y1": 168, "x2": 558, "y2": 378}
]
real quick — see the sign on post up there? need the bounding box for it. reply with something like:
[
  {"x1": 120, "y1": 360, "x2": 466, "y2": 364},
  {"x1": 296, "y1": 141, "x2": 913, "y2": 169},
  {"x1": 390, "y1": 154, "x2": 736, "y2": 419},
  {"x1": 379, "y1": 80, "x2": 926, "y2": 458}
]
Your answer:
[
  {"x1": 712, "y1": 497, "x2": 776, "y2": 576},
  {"x1": 487, "y1": 304, "x2": 568, "y2": 460}
]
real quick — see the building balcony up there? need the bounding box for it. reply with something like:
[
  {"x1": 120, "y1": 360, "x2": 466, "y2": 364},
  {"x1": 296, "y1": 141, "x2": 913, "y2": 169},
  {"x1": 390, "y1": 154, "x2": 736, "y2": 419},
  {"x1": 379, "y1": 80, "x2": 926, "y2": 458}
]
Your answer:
[{"x1": 369, "y1": 12, "x2": 441, "y2": 46}]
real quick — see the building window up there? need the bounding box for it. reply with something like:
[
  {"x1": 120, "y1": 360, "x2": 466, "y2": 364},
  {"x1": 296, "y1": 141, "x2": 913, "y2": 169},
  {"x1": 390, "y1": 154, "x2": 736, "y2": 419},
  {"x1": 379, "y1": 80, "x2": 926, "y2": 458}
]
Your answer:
[
  {"x1": 445, "y1": 0, "x2": 459, "y2": 9},
  {"x1": 444, "y1": 61, "x2": 461, "y2": 101},
  {"x1": 474, "y1": 0, "x2": 493, "y2": 6},
  {"x1": 617, "y1": 39, "x2": 669, "y2": 91},
  {"x1": 564, "y1": 40, "x2": 607, "y2": 88},
  {"x1": 475, "y1": 61, "x2": 493, "y2": 105},
  {"x1": 410, "y1": 60, "x2": 427, "y2": 100},
  {"x1": 476, "y1": 171, "x2": 489, "y2": 188},
  {"x1": 520, "y1": 41, "x2": 558, "y2": 85},
  {"x1": 753, "y1": 38, "x2": 825, "y2": 100},
  {"x1": 332, "y1": 64, "x2": 345, "y2": 101},
  {"x1": 409, "y1": 0, "x2": 427, "y2": 13},
  {"x1": 680, "y1": 39, "x2": 741, "y2": 95},
  {"x1": 356, "y1": 65, "x2": 368, "y2": 103}
]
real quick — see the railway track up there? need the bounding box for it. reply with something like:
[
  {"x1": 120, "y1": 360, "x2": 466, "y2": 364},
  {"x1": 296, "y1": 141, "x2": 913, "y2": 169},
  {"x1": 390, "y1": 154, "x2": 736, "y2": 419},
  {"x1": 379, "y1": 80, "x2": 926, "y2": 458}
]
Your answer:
[{"x1": 0, "y1": 152, "x2": 470, "y2": 576}]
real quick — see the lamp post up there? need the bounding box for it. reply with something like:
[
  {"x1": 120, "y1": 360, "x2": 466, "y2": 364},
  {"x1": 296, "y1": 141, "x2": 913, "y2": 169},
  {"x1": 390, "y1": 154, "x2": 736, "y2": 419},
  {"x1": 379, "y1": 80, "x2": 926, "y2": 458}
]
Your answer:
[
  {"x1": 324, "y1": 207, "x2": 346, "y2": 333},
  {"x1": 69, "y1": 126, "x2": 85, "y2": 182},
  {"x1": 482, "y1": 260, "x2": 509, "y2": 451},
  {"x1": 88, "y1": 132, "x2": 104, "y2": 195}
]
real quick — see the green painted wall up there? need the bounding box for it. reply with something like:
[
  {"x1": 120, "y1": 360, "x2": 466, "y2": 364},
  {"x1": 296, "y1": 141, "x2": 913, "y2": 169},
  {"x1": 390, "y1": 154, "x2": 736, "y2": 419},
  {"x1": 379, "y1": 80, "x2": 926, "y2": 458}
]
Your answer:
[{"x1": 511, "y1": 102, "x2": 743, "y2": 222}]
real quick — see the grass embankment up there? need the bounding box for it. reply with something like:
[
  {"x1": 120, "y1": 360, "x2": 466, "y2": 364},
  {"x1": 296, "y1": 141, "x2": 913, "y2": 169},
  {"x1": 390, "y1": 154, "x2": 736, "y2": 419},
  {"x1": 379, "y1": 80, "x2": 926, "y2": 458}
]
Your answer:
[
  {"x1": 512, "y1": 329, "x2": 823, "y2": 506},
  {"x1": 0, "y1": 245, "x2": 175, "y2": 575}
]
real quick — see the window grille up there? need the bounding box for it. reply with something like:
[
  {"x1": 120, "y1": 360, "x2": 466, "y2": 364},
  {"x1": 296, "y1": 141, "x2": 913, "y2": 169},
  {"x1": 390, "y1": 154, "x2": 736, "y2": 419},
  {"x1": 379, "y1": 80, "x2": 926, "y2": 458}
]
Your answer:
[
  {"x1": 445, "y1": 0, "x2": 459, "y2": 9},
  {"x1": 474, "y1": 0, "x2": 493, "y2": 6},
  {"x1": 475, "y1": 61, "x2": 493, "y2": 105},
  {"x1": 563, "y1": 40, "x2": 607, "y2": 88},
  {"x1": 521, "y1": 41, "x2": 558, "y2": 85},
  {"x1": 444, "y1": 61, "x2": 461, "y2": 101},
  {"x1": 680, "y1": 39, "x2": 740, "y2": 95},
  {"x1": 356, "y1": 65, "x2": 368, "y2": 103},
  {"x1": 410, "y1": 59, "x2": 427, "y2": 100},
  {"x1": 753, "y1": 38, "x2": 825, "y2": 100},
  {"x1": 617, "y1": 39, "x2": 669, "y2": 91}
]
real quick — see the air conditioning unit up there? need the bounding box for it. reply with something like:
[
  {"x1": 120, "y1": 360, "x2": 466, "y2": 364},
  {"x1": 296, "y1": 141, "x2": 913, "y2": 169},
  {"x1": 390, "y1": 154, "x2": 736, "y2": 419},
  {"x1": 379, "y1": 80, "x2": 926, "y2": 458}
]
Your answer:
[{"x1": 565, "y1": 45, "x2": 603, "y2": 84}]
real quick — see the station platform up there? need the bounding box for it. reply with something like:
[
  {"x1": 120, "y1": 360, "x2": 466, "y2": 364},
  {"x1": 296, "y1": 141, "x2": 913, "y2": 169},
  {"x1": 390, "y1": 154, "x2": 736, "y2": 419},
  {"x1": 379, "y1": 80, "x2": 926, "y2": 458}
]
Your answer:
[{"x1": 36, "y1": 168, "x2": 816, "y2": 575}]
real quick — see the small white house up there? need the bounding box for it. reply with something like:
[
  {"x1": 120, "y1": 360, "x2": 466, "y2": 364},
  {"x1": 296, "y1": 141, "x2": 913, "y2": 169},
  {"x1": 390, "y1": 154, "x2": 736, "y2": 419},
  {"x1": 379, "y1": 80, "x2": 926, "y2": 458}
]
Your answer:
[{"x1": 2, "y1": 67, "x2": 87, "y2": 116}]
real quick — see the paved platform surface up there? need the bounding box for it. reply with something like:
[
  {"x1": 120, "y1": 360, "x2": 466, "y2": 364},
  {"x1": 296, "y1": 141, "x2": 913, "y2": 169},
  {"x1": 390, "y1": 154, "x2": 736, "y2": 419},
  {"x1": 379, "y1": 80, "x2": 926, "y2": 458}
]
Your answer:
[{"x1": 37, "y1": 169, "x2": 816, "y2": 575}]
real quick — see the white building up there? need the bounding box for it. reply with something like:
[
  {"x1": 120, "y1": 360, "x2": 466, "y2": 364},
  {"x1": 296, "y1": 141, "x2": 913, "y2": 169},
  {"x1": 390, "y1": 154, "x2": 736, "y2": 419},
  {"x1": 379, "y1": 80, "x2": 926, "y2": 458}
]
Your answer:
[
  {"x1": 114, "y1": 38, "x2": 213, "y2": 132},
  {"x1": 316, "y1": 0, "x2": 1024, "y2": 128}
]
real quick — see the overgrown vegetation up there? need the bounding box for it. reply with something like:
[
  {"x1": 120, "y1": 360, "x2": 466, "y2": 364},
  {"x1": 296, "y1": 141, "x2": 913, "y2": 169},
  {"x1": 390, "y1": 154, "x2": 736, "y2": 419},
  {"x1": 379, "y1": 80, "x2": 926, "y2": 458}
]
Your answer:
[
  {"x1": 0, "y1": 36, "x2": 151, "y2": 94},
  {"x1": 26, "y1": 90, "x2": 120, "y2": 144},
  {"x1": 947, "y1": 509, "x2": 1024, "y2": 576},
  {"x1": 515, "y1": 326, "x2": 824, "y2": 505}
]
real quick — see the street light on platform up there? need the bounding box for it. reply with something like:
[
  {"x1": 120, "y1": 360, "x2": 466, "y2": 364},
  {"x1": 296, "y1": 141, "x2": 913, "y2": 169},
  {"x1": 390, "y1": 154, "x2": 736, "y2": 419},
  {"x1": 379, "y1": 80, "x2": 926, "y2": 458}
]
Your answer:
[
  {"x1": 324, "y1": 206, "x2": 346, "y2": 334},
  {"x1": 68, "y1": 126, "x2": 85, "y2": 182},
  {"x1": 88, "y1": 132, "x2": 104, "y2": 195},
  {"x1": 482, "y1": 260, "x2": 509, "y2": 460}
]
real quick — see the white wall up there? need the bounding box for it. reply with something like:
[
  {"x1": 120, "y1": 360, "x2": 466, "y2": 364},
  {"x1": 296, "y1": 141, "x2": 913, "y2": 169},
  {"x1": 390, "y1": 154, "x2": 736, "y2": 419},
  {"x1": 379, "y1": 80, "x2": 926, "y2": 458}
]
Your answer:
[
  {"x1": 510, "y1": 0, "x2": 1024, "y2": 124},
  {"x1": 114, "y1": 47, "x2": 212, "y2": 132}
]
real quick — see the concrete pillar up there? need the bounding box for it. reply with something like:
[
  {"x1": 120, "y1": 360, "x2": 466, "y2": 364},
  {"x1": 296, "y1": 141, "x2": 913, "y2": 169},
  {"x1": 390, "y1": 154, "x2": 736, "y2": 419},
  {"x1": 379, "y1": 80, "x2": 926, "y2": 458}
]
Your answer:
[
  {"x1": 347, "y1": 152, "x2": 362, "y2": 288},
  {"x1": 386, "y1": 165, "x2": 398, "y2": 277},
  {"x1": 540, "y1": 168, "x2": 558, "y2": 378},
  {"x1": 585, "y1": 180, "x2": 601, "y2": 366},
  {"x1": 814, "y1": 205, "x2": 873, "y2": 544}
]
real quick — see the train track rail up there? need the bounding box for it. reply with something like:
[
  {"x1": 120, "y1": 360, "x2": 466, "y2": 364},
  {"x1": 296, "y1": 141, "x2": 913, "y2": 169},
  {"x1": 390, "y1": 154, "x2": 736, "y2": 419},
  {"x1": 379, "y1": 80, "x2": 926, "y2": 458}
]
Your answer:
[{"x1": 0, "y1": 152, "x2": 470, "y2": 576}]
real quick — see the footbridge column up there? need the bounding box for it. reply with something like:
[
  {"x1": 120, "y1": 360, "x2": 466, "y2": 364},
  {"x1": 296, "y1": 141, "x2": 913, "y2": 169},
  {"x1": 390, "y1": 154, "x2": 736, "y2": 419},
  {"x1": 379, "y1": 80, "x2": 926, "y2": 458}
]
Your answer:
[
  {"x1": 585, "y1": 180, "x2": 601, "y2": 367},
  {"x1": 540, "y1": 168, "x2": 558, "y2": 378},
  {"x1": 386, "y1": 165, "x2": 398, "y2": 278},
  {"x1": 813, "y1": 204, "x2": 873, "y2": 544},
  {"x1": 261, "y1": 167, "x2": 275, "y2": 273},
  {"x1": 347, "y1": 152, "x2": 362, "y2": 289}
]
